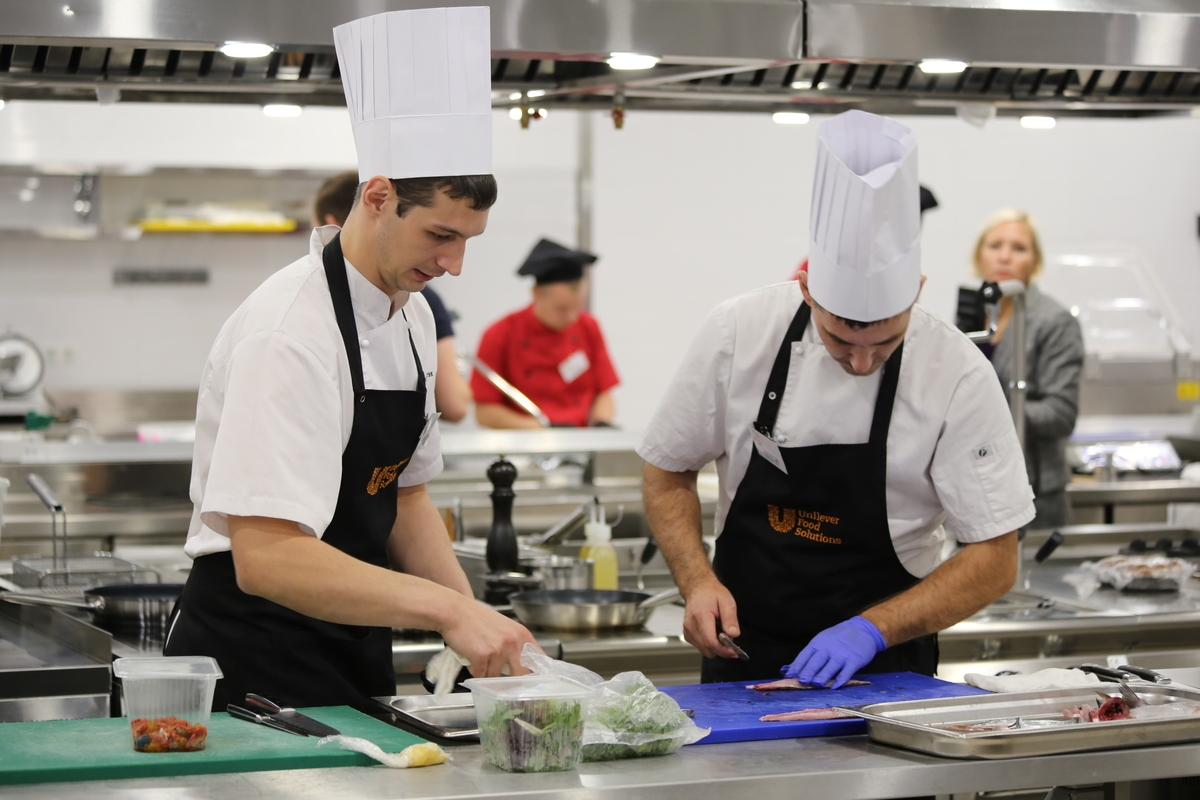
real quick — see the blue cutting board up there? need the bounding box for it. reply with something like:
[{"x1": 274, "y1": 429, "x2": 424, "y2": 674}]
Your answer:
[{"x1": 662, "y1": 671, "x2": 990, "y2": 744}]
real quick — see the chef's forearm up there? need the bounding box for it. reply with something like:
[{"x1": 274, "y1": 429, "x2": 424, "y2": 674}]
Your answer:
[
  {"x1": 229, "y1": 515, "x2": 477, "y2": 631},
  {"x1": 588, "y1": 391, "x2": 615, "y2": 425},
  {"x1": 434, "y1": 337, "x2": 472, "y2": 423},
  {"x1": 389, "y1": 483, "x2": 474, "y2": 599},
  {"x1": 474, "y1": 402, "x2": 543, "y2": 429},
  {"x1": 642, "y1": 463, "x2": 713, "y2": 594},
  {"x1": 861, "y1": 531, "x2": 1018, "y2": 646}
]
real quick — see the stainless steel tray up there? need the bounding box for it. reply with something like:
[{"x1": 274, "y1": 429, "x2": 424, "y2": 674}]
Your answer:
[
  {"x1": 374, "y1": 694, "x2": 479, "y2": 741},
  {"x1": 837, "y1": 682, "x2": 1200, "y2": 760}
]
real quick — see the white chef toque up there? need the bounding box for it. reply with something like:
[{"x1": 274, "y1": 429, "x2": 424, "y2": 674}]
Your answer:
[
  {"x1": 807, "y1": 110, "x2": 921, "y2": 323},
  {"x1": 333, "y1": 6, "x2": 492, "y2": 182}
]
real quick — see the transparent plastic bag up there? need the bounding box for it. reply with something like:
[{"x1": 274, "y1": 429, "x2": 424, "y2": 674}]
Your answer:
[
  {"x1": 1083, "y1": 555, "x2": 1194, "y2": 592},
  {"x1": 520, "y1": 644, "x2": 709, "y2": 761}
]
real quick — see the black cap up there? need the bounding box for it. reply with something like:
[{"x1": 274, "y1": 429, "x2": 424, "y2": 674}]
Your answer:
[
  {"x1": 517, "y1": 239, "x2": 598, "y2": 284},
  {"x1": 919, "y1": 185, "x2": 939, "y2": 215}
]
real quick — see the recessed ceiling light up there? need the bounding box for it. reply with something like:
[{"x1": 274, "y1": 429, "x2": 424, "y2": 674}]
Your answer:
[
  {"x1": 1020, "y1": 115, "x2": 1056, "y2": 129},
  {"x1": 262, "y1": 104, "x2": 302, "y2": 117},
  {"x1": 919, "y1": 59, "x2": 968, "y2": 74},
  {"x1": 606, "y1": 52, "x2": 659, "y2": 71},
  {"x1": 220, "y1": 41, "x2": 274, "y2": 59},
  {"x1": 509, "y1": 107, "x2": 523, "y2": 120},
  {"x1": 772, "y1": 112, "x2": 810, "y2": 125}
]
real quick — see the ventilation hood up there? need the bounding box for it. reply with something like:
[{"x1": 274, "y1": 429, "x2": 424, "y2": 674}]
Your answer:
[{"x1": 0, "y1": 0, "x2": 1197, "y2": 118}]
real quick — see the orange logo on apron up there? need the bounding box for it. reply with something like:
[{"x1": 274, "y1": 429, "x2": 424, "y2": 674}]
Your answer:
[
  {"x1": 766, "y1": 504, "x2": 842, "y2": 544},
  {"x1": 366, "y1": 458, "x2": 410, "y2": 495}
]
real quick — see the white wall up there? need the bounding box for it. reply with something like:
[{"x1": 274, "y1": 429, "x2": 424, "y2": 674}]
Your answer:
[{"x1": 0, "y1": 101, "x2": 1198, "y2": 433}]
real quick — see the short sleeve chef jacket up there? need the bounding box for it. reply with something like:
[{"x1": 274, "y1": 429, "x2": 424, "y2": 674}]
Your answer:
[
  {"x1": 637, "y1": 282, "x2": 1034, "y2": 578},
  {"x1": 184, "y1": 226, "x2": 442, "y2": 558},
  {"x1": 470, "y1": 305, "x2": 619, "y2": 427}
]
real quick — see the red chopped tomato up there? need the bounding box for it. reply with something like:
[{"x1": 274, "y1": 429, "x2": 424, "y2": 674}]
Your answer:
[{"x1": 130, "y1": 716, "x2": 209, "y2": 752}]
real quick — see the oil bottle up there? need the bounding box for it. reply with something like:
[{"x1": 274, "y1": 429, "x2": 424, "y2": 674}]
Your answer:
[{"x1": 579, "y1": 497, "x2": 618, "y2": 590}]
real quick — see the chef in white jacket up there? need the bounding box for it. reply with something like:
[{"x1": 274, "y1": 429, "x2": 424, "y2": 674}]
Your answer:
[
  {"x1": 639, "y1": 110, "x2": 1034, "y2": 686},
  {"x1": 165, "y1": 7, "x2": 538, "y2": 713}
]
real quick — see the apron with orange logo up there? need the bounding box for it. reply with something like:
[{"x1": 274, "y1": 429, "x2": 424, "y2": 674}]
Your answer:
[
  {"x1": 703, "y1": 300, "x2": 937, "y2": 683},
  {"x1": 166, "y1": 232, "x2": 429, "y2": 712}
]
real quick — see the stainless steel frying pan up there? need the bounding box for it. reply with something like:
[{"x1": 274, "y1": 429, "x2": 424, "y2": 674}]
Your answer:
[
  {"x1": 1, "y1": 583, "x2": 184, "y2": 635},
  {"x1": 509, "y1": 587, "x2": 681, "y2": 631}
]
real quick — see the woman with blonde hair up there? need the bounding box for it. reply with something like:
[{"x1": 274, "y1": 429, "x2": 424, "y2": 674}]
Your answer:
[{"x1": 969, "y1": 209, "x2": 1084, "y2": 528}]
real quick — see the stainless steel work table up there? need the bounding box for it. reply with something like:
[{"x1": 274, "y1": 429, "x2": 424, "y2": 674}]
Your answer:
[{"x1": 0, "y1": 730, "x2": 1197, "y2": 799}]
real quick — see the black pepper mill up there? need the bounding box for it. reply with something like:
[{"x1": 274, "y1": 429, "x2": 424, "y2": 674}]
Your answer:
[{"x1": 485, "y1": 456, "x2": 520, "y2": 574}]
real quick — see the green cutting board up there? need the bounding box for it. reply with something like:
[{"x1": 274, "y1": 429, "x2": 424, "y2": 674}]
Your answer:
[{"x1": 0, "y1": 706, "x2": 427, "y2": 786}]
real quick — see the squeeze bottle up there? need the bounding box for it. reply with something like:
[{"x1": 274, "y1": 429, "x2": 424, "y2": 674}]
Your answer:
[{"x1": 579, "y1": 498, "x2": 618, "y2": 590}]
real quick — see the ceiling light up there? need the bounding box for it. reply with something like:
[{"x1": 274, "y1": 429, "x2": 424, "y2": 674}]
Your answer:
[
  {"x1": 772, "y1": 112, "x2": 810, "y2": 125},
  {"x1": 791, "y1": 80, "x2": 813, "y2": 90},
  {"x1": 220, "y1": 41, "x2": 274, "y2": 59},
  {"x1": 527, "y1": 89, "x2": 546, "y2": 98},
  {"x1": 537, "y1": 108, "x2": 548, "y2": 118},
  {"x1": 919, "y1": 59, "x2": 967, "y2": 74},
  {"x1": 816, "y1": 82, "x2": 830, "y2": 90},
  {"x1": 1020, "y1": 115, "x2": 1056, "y2": 129},
  {"x1": 262, "y1": 104, "x2": 302, "y2": 117},
  {"x1": 606, "y1": 52, "x2": 659, "y2": 71},
  {"x1": 508, "y1": 92, "x2": 523, "y2": 101},
  {"x1": 509, "y1": 107, "x2": 523, "y2": 120}
]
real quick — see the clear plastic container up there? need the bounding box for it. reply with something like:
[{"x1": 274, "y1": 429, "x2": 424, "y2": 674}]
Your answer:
[
  {"x1": 465, "y1": 674, "x2": 591, "y2": 772},
  {"x1": 112, "y1": 656, "x2": 223, "y2": 752}
]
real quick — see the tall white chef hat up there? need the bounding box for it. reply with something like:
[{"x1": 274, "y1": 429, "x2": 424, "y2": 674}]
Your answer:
[
  {"x1": 807, "y1": 110, "x2": 921, "y2": 323},
  {"x1": 333, "y1": 6, "x2": 492, "y2": 182}
]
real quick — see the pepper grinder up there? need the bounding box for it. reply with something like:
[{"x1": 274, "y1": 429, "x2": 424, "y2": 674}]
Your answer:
[{"x1": 485, "y1": 456, "x2": 520, "y2": 574}]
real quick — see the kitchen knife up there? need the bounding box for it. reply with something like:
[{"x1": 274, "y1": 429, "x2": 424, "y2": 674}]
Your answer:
[
  {"x1": 1115, "y1": 664, "x2": 1172, "y2": 684},
  {"x1": 226, "y1": 703, "x2": 309, "y2": 736},
  {"x1": 718, "y1": 632, "x2": 750, "y2": 662},
  {"x1": 244, "y1": 693, "x2": 341, "y2": 737}
]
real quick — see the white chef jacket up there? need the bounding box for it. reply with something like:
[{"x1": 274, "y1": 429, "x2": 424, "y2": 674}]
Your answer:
[
  {"x1": 637, "y1": 281, "x2": 1034, "y2": 578},
  {"x1": 184, "y1": 226, "x2": 442, "y2": 558}
]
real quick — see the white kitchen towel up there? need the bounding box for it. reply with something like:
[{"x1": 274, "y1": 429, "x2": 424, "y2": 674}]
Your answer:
[
  {"x1": 807, "y1": 109, "x2": 921, "y2": 323},
  {"x1": 333, "y1": 6, "x2": 492, "y2": 181},
  {"x1": 963, "y1": 668, "x2": 1102, "y2": 693}
]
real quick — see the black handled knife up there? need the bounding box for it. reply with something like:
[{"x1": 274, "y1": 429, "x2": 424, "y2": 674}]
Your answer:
[{"x1": 244, "y1": 693, "x2": 341, "y2": 737}]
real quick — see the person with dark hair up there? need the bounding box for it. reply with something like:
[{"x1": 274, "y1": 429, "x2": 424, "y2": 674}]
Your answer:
[
  {"x1": 471, "y1": 238, "x2": 620, "y2": 428},
  {"x1": 313, "y1": 171, "x2": 473, "y2": 422},
  {"x1": 641, "y1": 111, "x2": 1033, "y2": 688},
  {"x1": 165, "y1": 7, "x2": 538, "y2": 713}
]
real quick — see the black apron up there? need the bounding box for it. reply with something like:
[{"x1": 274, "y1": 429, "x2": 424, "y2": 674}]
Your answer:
[
  {"x1": 165, "y1": 232, "x2": 430, "y2": 713},
  {"x1": 703, "y1": 300, "x2": 938, "y2": 683}
]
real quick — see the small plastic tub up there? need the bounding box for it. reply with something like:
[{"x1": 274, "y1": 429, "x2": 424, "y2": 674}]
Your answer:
[
  {"x1": 112, "y1": 656, "x2": 222, "y2": 752},
  {"x1": 465, "y1": 674, "x2": 591, "y2": 772}
]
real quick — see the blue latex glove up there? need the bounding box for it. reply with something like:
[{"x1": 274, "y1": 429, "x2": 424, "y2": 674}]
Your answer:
[{"x1": 782, "y1": 616, "x2": 886, "y2": 689}]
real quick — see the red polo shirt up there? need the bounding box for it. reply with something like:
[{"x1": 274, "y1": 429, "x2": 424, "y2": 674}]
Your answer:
[{"x1": 471, "y1": 305, "x2": 619, "y2": 427}]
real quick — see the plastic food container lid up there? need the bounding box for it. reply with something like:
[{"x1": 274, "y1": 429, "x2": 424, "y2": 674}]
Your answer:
[
  {"x1": 463, "y1": 674, "x2": 591, "y2": 701},
  {"x1": 113, "y1": 656, "x2": 223, "y2": 679}
]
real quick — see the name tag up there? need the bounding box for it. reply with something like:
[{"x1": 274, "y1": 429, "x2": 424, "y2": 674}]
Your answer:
[
  {"x1": 558, "y1": 350, "x2": 590, "y2": 384},
  {"x1": 417, "y1": 411, "x2": 441, "y2": 450},
  {"x1": 751, "y1": 426, "x2": 788, "y2": 475}
]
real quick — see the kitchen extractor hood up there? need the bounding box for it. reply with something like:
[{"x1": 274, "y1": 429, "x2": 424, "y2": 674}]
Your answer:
[{"x1": 0, "y1": 0, "x2": 1196, "y2": 118}]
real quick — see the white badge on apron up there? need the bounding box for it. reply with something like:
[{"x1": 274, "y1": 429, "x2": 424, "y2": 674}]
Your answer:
[
  {"x1": 558, "y1": 350, "x2": 590, "y2": 384},
  {"x1": 751, "y1": 426, "x2": 788, "y2": 475},
  {"x1": 416, "y1": 411, "x2": 441, "y2": 450}
]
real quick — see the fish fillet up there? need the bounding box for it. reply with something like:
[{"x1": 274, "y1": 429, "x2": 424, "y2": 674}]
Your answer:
[
  {"x1": 747, "y1": 678, "x2": 870, "y2": 691},
  {"x1": 760, "y1": 708, "x2": 855, "y2": 722}
]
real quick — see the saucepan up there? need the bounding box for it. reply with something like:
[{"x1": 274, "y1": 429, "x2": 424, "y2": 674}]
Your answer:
[
  {"x1": 509, "y1": 587, "x2": 681, "y2": 631},
  {"x1": 0, "y1": 583, "x2": 184, "y2": 635}
]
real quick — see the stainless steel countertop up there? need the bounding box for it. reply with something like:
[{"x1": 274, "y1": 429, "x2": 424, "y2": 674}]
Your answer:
[{"x1": 0, "y1": 729, "x2": 1197, "y2": 799}]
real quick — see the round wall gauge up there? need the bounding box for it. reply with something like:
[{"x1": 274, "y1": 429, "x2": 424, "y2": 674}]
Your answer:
[{"x1": 0, "y1": 333, "x2": 46, "y2": 398}]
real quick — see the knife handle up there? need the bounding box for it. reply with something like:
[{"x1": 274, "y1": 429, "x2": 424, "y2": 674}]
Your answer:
[
  {"x1": 1077, "y1": 664, "x2": 1133, "y2": 682},
  {"x1": 245, "y1": 693, "x2": 285, "y2": 714},
  {"x1": 227, "y1": 704, "x2": 308, "y2": 736},
  {"x1": 1116, "y1": 664, "x2": 1172, "y2": 684}
]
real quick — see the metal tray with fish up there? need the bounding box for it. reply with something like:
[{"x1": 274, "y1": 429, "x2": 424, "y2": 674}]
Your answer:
[
  {"x1": 835, "y1": 682, "x2": 1200, "y2": 759},
  {"x1": 374, "y1": 694, "x2": 479, "y2": 741}
]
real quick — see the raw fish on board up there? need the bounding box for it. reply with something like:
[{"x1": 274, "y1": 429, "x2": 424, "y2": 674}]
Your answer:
[{"x1": 747, "y1": 678, "x2": 871, "y2": 691}]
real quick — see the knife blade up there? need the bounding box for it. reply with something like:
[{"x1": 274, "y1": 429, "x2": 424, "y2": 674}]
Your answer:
[
  {"x1": 244, "y1": 693, "x2": 341, "y2": 737},
  {"x1": 226, "y1": 703, "x2": 309, "y2": 736},
  {"x1": 718, "y1": 632, "x2": 750, "y2": 662}
]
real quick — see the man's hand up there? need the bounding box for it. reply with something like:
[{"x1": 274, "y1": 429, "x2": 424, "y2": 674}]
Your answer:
[
  {"x1": 682, "y1": 578, "x2": 742, "y2": 659},
  {"x1": 440, "y1": 597, "x2": 542, "y2": 678},
  {"x1": 784, "y1": 616, "x2": 886, "y2": 688}
]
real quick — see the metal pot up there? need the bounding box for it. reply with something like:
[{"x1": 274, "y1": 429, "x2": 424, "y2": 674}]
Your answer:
[
  {"x1": 528, "y1": 555, "x2": 593, "y2": 590},
  {"x1": 509, "y1": 587, "x2": 681, "y2": 631},
  {"x1": 0, "y1": 583, "x2": 184, "y2": 635}
]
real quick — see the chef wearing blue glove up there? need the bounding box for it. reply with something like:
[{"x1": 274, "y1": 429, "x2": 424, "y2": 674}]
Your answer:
[{"x1": 639, "y1": 111, "x2": 1035, "y2": 686}]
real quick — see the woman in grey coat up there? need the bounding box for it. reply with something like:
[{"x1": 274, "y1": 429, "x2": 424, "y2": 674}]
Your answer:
[{"x1": 972, "y1": 209, "x2": 1084, "y2": 529}]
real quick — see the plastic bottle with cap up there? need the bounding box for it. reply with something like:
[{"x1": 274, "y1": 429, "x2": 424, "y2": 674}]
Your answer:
[{"x1": 579, "y1": 497, "x2": 618, "y2": 590}]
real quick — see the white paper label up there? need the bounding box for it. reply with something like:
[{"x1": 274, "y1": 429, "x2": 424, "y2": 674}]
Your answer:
[
  {"x1": 558, "y1": 350, "x2": 590, "y2": 384},
  {"x1": 751, "y1": 427, "x2": 789, "y2": 475},
  {"x1": 417, "y1": 411, "x2": 441, "y2": 450}
]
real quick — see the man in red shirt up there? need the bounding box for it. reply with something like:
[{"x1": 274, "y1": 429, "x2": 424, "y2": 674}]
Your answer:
[{"x1": 471, "y1": 239, "x2": 619, "y2": 428}]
